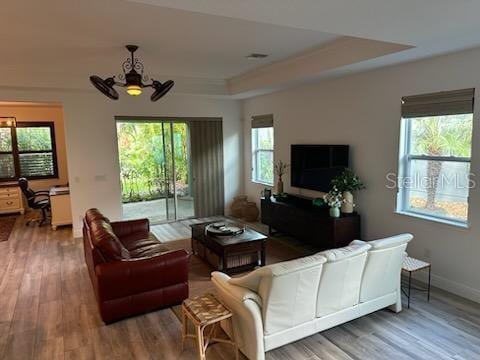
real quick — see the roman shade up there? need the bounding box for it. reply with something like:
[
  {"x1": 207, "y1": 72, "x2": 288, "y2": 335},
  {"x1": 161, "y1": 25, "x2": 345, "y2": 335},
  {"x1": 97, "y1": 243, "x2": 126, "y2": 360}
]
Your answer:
[
  {"x1": 252, "y1": 114, "x2": 273, "y2": 128},
  {"x1": 401, "y1": 88, "x2": 475, "y2": 118},
  {"x1": 189, "y1": 118, "x2": 225, "y2": 217}
]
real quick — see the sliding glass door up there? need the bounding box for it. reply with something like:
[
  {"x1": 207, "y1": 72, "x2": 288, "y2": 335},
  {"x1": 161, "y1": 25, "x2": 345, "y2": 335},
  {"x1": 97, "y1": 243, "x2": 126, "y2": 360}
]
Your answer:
[{"x1": 116, "y1": 119, "x2": 194, "y2": 223}]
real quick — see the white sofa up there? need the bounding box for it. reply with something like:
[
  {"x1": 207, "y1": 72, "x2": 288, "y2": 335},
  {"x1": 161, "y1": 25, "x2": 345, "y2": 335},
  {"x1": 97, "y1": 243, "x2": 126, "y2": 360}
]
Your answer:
[{"x1": 212, "y1": 233, "x2": 412, "y2": 360}]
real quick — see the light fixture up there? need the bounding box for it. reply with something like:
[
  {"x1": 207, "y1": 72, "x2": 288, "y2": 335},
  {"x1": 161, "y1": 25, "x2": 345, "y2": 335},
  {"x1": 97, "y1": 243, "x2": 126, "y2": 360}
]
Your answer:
[
  {"x1": 0, "y1": 117, "x2": 16, "y2": 127},
  {"x1": 89, "y1": 45, "x2": 174, "y2": 101},
  {"x1": 126, "y1": 85, "x2": 142, "y2": 96}
]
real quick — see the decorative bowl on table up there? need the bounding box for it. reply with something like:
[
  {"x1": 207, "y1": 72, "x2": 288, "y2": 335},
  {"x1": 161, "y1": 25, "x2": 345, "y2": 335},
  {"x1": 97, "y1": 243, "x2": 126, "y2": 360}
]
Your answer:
[{"x1": 205, "y1": 222, "x2": 245, "y2": 236}]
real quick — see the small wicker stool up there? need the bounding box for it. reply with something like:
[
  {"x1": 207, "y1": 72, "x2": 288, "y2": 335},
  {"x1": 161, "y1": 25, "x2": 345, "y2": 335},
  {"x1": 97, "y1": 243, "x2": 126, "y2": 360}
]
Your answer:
[{"x1": 182, "y1": 293, "x2": 238, "y2": 360}]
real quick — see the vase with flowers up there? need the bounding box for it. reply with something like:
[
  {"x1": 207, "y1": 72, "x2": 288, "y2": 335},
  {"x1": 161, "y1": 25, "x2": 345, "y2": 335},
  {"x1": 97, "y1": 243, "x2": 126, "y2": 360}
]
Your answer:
[
  {"x1": 323, "y1": 187, "x2": 344, "y2": 218},
  {"x1": 274, "y1": 160, "x2": 288, "y2": 195},
  {"x1": 331, "y1": 169, "x2": 365, "y2": 214}
]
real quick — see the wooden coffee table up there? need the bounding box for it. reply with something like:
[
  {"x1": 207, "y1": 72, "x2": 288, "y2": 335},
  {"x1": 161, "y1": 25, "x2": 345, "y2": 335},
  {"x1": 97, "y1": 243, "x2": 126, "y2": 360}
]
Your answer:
[{"x1": 190, "y1": 221, "x2": 267, "y2": 274}]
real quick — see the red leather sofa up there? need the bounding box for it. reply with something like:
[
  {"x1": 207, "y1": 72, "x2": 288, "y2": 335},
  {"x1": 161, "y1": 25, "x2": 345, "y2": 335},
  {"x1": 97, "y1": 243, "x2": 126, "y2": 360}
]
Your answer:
[{"x1": 82, "y1": 208, "x2": 189, "y2": 323}]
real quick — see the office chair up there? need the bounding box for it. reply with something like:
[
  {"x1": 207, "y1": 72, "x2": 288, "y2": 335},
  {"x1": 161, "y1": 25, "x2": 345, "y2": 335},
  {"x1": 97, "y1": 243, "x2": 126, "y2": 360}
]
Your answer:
[{"x1": 18, "y1": 177, "x2": 51, "y2": 226}]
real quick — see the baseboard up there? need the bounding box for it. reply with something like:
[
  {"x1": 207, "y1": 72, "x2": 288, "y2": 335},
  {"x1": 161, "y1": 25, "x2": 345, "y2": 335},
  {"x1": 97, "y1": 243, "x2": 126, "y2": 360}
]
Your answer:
[{"x1": 404, "y1": 271, "x2": 480, "y2": 304}]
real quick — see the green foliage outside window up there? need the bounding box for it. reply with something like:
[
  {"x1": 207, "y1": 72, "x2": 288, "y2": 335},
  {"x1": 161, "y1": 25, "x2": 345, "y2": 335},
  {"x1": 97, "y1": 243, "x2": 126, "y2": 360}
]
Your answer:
[
  {"x1": 17, "y1": 127, "x2": 52, "y2": 151},
  {"x1": 0, "y1": 128, "x2": 12, "y2": 151},
  {"x1": 252, "y1": 127, "x2": 274, "y2": 184},
  {"x1": 117, "y1": 122, "x2": 190, "y2": 203},
  {"x1": 404, "y1": 114, "x2": 473, "y2": 221}
]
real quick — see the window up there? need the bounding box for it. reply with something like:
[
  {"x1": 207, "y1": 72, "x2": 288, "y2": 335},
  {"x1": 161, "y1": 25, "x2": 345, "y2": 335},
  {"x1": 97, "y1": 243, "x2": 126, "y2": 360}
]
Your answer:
[
  {"x1": 251, "y1": 115, "x2": 274, "y2": 185},
  {"x1": 0, "y1": 122, "x2": 58, "y2": 181},
  {"x1": 0, "y1": 127, "x2": 15, "y2": 179},
  {"x1": 397, "y1": 89, "x2": 474, "y2": 226}
]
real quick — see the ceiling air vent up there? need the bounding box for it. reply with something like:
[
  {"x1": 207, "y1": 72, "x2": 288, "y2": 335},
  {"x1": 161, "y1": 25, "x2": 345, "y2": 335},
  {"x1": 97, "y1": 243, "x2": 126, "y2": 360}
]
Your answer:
[{"x1": 246, "y1": 53, "x2": 269, "y2": 60}]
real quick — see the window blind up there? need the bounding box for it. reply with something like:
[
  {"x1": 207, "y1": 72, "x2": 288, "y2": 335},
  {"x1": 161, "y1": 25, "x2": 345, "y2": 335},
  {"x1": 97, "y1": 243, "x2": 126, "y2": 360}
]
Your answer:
[
  {"x1": 252, "y1": 114, "x2": 273, "y2": 128},
  {"x1": 401, "y1": 88, "x2": 475, "y2": 118}
]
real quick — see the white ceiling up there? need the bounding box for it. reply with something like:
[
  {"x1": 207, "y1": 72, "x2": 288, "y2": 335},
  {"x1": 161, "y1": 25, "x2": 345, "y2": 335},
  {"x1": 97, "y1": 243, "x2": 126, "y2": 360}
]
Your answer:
[
  {"x1": 0, "y1": 0, "x2": 338, "y2": 94},
  {"x1": 2, "y1": 0, "x2": 480, "y2": 97},
  {"x1": 130, "y1": 0, "x2": 480, "y2": 49}
]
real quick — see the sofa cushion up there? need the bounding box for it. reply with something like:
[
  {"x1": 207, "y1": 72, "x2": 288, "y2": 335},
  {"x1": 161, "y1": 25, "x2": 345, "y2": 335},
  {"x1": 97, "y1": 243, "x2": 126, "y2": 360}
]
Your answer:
[
  {"x1": 228, "y1": 268, "x2": 265, "y2": 292},
  {"x1": 316, "y1": 244, "x2": 371, "y2": 317},
  {"x1": 352, "y1": 234, "x2": 413, "y2": 302},
  {"x1": 90, "y1": 220, "x2": 130, "y2": 261},
  {"x1": 259, "y1": 254, "x2": 326, "y2": 335},
  {"x1": 317, "y1": 243, "x2": 371, "y2": 262},
  {"x1": 350, "y1": 233, "x2": 413, "y2": 250},
  {"x1": 229, "y1": 254, "x2": 326, "y2": 336},
  {"x1": 268, "y1": 253, "x2": 328, "y2": 275},
  {"x1": 123, "y1": 234, "x2": 169, "y2": 258},
  {"x1": 85, "y1": 208, "x2": 110, "y2": 225},
  {"x1": 123, "y1": 235, "x2": 162, "y2": 251},
  {"x1": 110, "y1": 219, "x2": 150, "y2": 247},
  {"x1": 228, "y1": 253, "x2": 327, "y2": 292},
  {"x1": 129, "y1": 242, "x2": 170, "y2": 258}
]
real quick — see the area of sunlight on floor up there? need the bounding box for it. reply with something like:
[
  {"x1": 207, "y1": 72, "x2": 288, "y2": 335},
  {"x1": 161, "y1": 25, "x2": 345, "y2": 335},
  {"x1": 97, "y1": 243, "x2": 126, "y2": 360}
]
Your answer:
[{"x1": 122, "y1": 197, "x2": 194, "y2": 224}]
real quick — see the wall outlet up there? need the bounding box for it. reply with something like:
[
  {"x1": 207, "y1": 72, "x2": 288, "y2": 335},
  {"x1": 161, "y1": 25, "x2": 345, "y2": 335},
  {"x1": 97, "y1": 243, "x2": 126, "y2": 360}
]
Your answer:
[
  {"x1": 94, "y1": 175, "x2": 107, "y2": 182},
  {"x1": 423, "y1": 248, "x2": 431, "y2": 259}
]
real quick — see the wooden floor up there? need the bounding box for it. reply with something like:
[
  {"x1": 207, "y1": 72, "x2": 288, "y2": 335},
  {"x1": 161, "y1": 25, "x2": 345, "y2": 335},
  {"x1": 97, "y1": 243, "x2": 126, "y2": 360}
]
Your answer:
[{"x1": 1, "y1": 216, "x2": 480, "y2": 360}]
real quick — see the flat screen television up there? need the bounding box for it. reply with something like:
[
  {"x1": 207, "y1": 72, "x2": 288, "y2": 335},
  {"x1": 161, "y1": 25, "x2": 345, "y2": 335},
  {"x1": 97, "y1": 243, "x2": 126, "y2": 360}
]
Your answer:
[{"x1": 291, "y1": 144, "x2": 349, "y2": 192}]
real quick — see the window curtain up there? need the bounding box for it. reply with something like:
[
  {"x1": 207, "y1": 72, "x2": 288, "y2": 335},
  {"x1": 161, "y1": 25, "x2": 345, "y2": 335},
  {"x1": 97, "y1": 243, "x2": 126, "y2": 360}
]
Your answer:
[
  {"x1": 401, "y1": 88, "x2": 475, "y2": 118},
  {"x1": 252, "y1": 114, "x2": 274, "y2": 128},
  {"x1": 189, "y1": 119, "x2": 225, "y2": 217}
]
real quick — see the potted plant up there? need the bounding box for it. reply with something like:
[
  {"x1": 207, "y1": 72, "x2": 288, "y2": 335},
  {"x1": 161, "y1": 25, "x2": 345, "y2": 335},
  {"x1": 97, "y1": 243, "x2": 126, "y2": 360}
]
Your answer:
[
  {"x1": 331, "y1": 169, "x2": 365, "y2": 214},
  {"x1": 323, "y1": 187, "x2": 344, "y2": 218},
  {"x1": 262, "y1": 187, "x2": 272, "y2": 201},
  {"x1": 274, "y1": 160, "x2": 288, "y2": 195}
]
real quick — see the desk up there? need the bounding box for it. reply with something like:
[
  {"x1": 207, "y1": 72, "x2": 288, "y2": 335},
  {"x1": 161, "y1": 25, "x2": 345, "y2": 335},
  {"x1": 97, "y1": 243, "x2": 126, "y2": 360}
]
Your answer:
[
  {"x1": 49, "y1": 186, "x2": 72, "y2": 230},
  {"x1": 0, "y1": 182, "x2": 24, "y2": 215}
]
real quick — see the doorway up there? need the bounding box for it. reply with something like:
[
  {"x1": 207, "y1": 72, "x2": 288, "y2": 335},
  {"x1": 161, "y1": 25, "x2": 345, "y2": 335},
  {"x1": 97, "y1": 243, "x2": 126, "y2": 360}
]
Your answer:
[{"x1": 116, "y1": 119, "x2": 194, "y2": 224}]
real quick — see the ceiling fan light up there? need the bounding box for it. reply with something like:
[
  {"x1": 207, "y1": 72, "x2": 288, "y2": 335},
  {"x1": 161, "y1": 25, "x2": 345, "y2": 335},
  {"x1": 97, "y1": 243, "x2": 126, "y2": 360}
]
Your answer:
[
  {"x1": 126, "y1": 84, "x2": 142, "y2": 96},
  {"x1": 89, "y1": 45, "x2": 174, "y2": 101}
]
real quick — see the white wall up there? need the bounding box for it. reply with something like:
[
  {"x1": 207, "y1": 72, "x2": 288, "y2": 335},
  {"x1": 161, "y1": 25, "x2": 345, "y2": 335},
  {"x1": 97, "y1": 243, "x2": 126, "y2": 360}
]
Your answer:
[
  {"x1": 243, "y1": 47, "x2": 480, "y2": 303},
  {"x1": 0, "y1": 89, "x2": 243, "y2": 237}
]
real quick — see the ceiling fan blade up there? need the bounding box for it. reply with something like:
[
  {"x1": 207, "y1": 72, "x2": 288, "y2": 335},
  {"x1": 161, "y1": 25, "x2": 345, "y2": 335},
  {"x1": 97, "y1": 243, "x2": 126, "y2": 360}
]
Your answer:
[
  {"x1": 89, "y1": 75, "x2": 119, "y2": 100},
  {"x1": 151, "y1": 80, "x2": 174, "y2": 102}
]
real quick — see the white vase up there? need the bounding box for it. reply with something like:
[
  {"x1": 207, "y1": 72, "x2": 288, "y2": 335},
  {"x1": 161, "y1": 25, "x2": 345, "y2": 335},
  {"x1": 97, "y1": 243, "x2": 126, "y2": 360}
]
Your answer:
[
  {"x1": 341, "y1": 191, "x2": 354, "y2": 213},
  {"x1": 277, "y1": 179, "x2": 284, "y2": 194},
  {"x1": 329, "y1": 207, "x2": 340, "y2": 218}
]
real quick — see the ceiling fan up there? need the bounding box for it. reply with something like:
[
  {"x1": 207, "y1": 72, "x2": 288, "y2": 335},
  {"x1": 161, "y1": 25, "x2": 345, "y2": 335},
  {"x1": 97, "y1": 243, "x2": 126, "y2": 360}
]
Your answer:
[{"x1": 89, "y1": 45, "x2": 174, "y2": 101}]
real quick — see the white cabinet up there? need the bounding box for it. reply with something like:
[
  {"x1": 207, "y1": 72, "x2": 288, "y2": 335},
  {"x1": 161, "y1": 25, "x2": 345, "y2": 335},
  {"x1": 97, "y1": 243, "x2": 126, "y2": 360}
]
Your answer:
[
  {"x1": 50, "y1": 187, "x2": 72, "y2": 230},
  {"x1": 0, "y1": 185, "x2": 24, "y2": 215}
]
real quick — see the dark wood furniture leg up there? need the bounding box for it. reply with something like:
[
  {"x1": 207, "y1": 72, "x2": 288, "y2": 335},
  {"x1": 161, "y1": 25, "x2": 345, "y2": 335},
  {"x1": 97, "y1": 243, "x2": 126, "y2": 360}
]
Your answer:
[
  {"x1": 260, "y1": 241, "x2": 266, "y2": 266},
  {"x1": 427, "y1": 266, "x2": 431, "y2": 302},
  {"x1": 408, "y1": 271, "x2": 412, "y2": 309}
]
